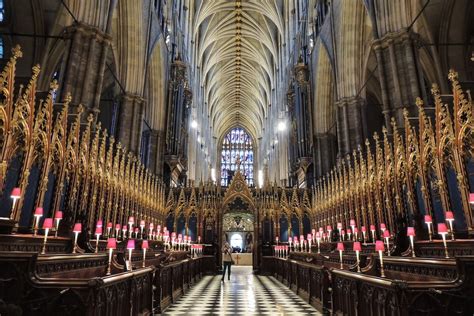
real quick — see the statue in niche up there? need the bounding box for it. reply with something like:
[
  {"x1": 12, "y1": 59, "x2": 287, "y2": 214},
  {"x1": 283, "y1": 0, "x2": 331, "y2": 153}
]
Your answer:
[{"x1": 245, "y1": 232, "x2": 253, "y2": 253}]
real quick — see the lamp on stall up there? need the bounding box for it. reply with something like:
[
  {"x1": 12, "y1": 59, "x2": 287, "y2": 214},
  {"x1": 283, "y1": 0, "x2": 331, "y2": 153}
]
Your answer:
[
  {"x1": 94, "y1": 226, "x2": 102, "y2": 253},
  {"x1": 327, "y1": 225, "x2": 333, "y2": 242},
  {"x1": 341, "y1": 229, "x2": 345, "y2": 241},
  {"x1": 142, "y1": 240, "x2": 149, "y2": 268},
  {"x1": 350, "y1": 219, "x2": 356, "y2": 238},
  {"x1": 337, "y1": 242, "x2": 345, "y2": 269},
  {"x1": 299, "y1": 235, "x2": 304, "y2": 252},
  {"x1": 445, "y1": 211, "x2": 455, "y2": 241},
  {"x1": 128, "y1": 216, "x2": 134, "y2": 238},
  {"x1": 10, "y1": 187, "x2": 21, "y2": 216},
  {"x1": 307, "y1": 234, "x2": 312, "y2": 252},
  {"x1": 354, "y1": 227, "x2": 359, "y2": 242},
  {"x1": 115, "y1": 224, "x2": 121, "y2": 239},
  {"x1": 312, "y1": 228, "x2": 316, "y2": 243},
  {"x1": 54, "y1": 211, "x2": 62, "y2": 238},
  {"x1": 96, "y1": 219, "x2": 103, "y2": 229},
  {"x1": 383, "y1": 230, "x2": 391, "y2": 256},
  {"x1": 469, "y1": 193, "x2": 474, "y2": 204},
  {"x1": 370, "y1": 225, "x2": 376, "y2": 243},
  {"x1": 126, "y1": 239, "x2": 135, "y2": 271},
  {"x1": 33, "y1": 207, "x2": 43, "y2": 236},
  {"x1": 275, "y1": 236, "x2": 279, "y2": 245},
  {"x1": 288, "y1": 236, "x2": 293, "y2": 250},
  {"x1": 361, "y1": 226, "x2": 367, "y2": 244},
  {"x1": 41, "y1": 218, "x2": 53, "y2": 254},
  {"x1": 424, "y1": 215, "x2": 433, "y2": 241},
  {"x1": 407, "y1": 227, "x2": 416, "y2": 257},
  {"x1": 347, "y1": 229, "x2": 352, "y2": 241},
  {"x1": 140, "y1": 220, "x2": 146, "y2": 239},
  {"x1": 316, "y1": 232, "x2": 321, "y2": 254},
  {"x1": 198, "y1": 236, "x2": 201, "y2": 244},
  {"x1": 72, "y1": 223, "x2": 82, "y2": 253},
  {"x1": 293, "y1": 236, "x2": 299, "y2": 252},
  {"x1": 337, "y1": 223, "x2": 343, "y2": 241},
  {"x1": 122, "y1": 225, "x2": 128, "y2": 239},
  {"x1": 149, "y1": 223, "x2": 154, "y2": 240},
  {"x1": 380, "y1": 223, "x2": 386, "y2": 235},
  {"x1": 353, "y1": 241, "x2": 362, "y2": 273},
  {"x1": 106, "y1": 238, "x2": 116, "y2": 275},
  {"x1": 438, "y1": 223, "x2": 449, "y2": 258},
  {"x1": 106, "y1": 222, "x2": 113, "y2": 237},
  {"x1": 375, "y1": 240, "x2": 386, "y2": 277}
]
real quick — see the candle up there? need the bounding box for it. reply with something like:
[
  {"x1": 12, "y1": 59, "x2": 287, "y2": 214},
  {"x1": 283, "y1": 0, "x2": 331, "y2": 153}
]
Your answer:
[
  {"x1": 126, "y1": 239, "x2": 135, "y2": 271},
  {"x1": 424, "y1": 215, "x2": 433, "y2": 241},
  {"x1": 41, "y1": 218, "x2": 53, "y2": 254},
  {"x1": 407, "y1": 227, "x2": 416, "y2": 257},
  {"x1": 337, "y1": 242, "x2": 344, "y2": 269},
  {"x1": 438, "y1": 223, "x2": 449, "y2": 258},
  {"x1": 375, "y1": 240, "x2": 385, "y2": 277},
  {"x1": 72, "y1": 223, "x2": 82, "y2": 254},
  {"x1": 353, "y1": 241, "x2": 362, "y2": 273},
  {"x1": 142, "y1": 240, "x2": 149, "y2": 268},
  {"x1": 106, "y1": 238, "x2": 117, "y2": 275},
  {"x1": 54, "y1": 211, "x2": 62, "y2": 238}
]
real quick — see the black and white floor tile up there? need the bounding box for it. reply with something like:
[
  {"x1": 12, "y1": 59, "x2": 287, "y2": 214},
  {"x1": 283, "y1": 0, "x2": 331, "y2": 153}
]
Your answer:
[{"x1": 161, "y1": 266, "x2": 321, "y2": 315}]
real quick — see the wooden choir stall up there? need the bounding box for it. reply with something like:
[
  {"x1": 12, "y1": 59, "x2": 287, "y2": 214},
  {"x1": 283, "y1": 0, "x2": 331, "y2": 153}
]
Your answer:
[{"x1": 0, "y1": 46, "x2": 216, "y2": 315}]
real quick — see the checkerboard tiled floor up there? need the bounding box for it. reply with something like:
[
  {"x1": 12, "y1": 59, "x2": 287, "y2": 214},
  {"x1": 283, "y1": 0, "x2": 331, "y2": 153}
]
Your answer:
[{"x1": 161, "y1": 266, "x2": 321, "y2": 315}]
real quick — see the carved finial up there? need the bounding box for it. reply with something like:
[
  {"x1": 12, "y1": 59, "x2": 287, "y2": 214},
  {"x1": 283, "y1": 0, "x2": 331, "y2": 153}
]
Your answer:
[
  {"x1": 32, "y1": 64, "x2": 41, "y2": 77},
  {"x1": 12, "y1": 45, "x2": 22, "y2": 59},
  {"x1": 415, "y1": 97, "x2": 424, "y2": 109},
  {"x1": 50, "y1": 80, "x2": 59, "y2": 92},
  {"x1": 87, "y1": 113, "x2": 94, "y2": 123},
  {"x1": 402, "y1": 108, "x2": 409, "y2": 119},
  {"x1": 448, "y1": 69, "x2": 458, "y2": 82},
  {"x1": 431, "y1": 83, "x2": 440, "y2": 96},
  {"x1": 390, "y1": 117, "x2": 397, "y2": 130},
  {"x1": 365, "y1": 138, "x2": 370, "y2": 147}
]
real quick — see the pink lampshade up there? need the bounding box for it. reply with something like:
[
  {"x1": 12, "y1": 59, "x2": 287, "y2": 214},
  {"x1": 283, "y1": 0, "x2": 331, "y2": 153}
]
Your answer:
[
  {"x1": 312, "y1": 229, "x2": 316, "y2": 235},
  {"x1": 107, "y1": 222, "x2": 113, "y2": 229},
  {"x1": 43, "y1": 218, "x2": 53, "y2": 229},
  {"x1": 383, "y1": 230, "x2": 390, "y2": 238},
  {"x1": 178, "y1": 234, "x2": 183, "y2": 239},
  {"x1": 10, "y1": 187, "x2": 21, "y2": 198},
  {"x1": 171, "y1": 232, "x2": 177, "y2": 238},
  {"x1": 337, "y1": 242, "x2": 345, "y2": 251},
  {"x1": 149, "y1": 223, "x2": 154, "y2": 229},
  {"x1": 54, "y1": 211, "x2": 63, "y2": 220},
  {"x1": 157, "y1": 225, "x2": 161, "y2": 232},
  {"x1": 73, "y1": 223, "x2": 82, "y2": 233},
  {"x1": 319, "y1": 227, "x2": 324, "y2": 232},
  {"x1": 142, "y1": 240, "x2": 149, "y2": 249},
  {"x1": 96, "y1": 220, "x2": 103, "y2": 228},
  {"x1": 375, "y1": 240, "x2": 385, "y2": 251},
  {"x1": 354, "y1": 227, "x2": 359, "y2": 233},
  {"x1": 299, "y1": 235, "x2": 304, "y2": 241},
  {"x1": 438, "y1": 223, "x2": 448, "y2": 234},
  {"x1": 106, "y1": 238, "x2": 117, "y2": 249},
  {"x1": 276, "y1": 236, "x2": 279, "y2": 240},
  {"x1": 470, "y1": 193, "x2": 474, "y2": 204},
  {"x1": 370, "y1": 225, "x2": 376, "y2": 231},
  {"x1": 307, "y1": 234, "x2": 312, "y2": 240},
  {"x1": 353, "y1": 242, "x2": 362, "y2": 252},
  {"x1": 316, "y1": 232, "x2": 321, "y2": 238},
  {"x1": 341, "y1": 229, "x2": 345, "y2": 236},
  {"x1": 127, "y1": 239, "x2": 135, "y2": 249},
  {"x1": 445, "y1": 211, "x2": 454, "y2": 220},
  {"x1": 140, "y1": 220, "x2": 145, "y2": 226},
  {"x1": 361, "y1": 226, "x2": 366, "y2": 232},
  {"x1": 322, "y1": 233, "x2": 327, "y2": 238},
  {"x1": 293, "y1": 236, "x2": 298, "y2": 242},
  {"x1": 347, "y1": 229, "x2": 352, "y2": 234},
  {"x1": 115, "y1": 223, "x2": 121, "y2": 230},
  {"x1": 407, "y1": 227, "x2": 415, "y2": 237},
  {"x1": 34, "y1": 207, "x2": 44, "y2": 216},
  {"x1": 327, "y1": 225, "x2": 332, "y2": 231},
  {"x1": 380, "y1": 223, "x2": 386, "y2": 230},
  {"x1": 122, "y1": 225, "x2": 128, "y2": 231},
  {"x1": 424, "y1": 215, "x2": 432, "y2": 223},
  {"x1": 337, "y1": 222, "x2": 342, "y2": 229},
  {"x1": 134, "y1": 227, "x2": 139, "y2": 233},
  {"x1": 95, "y1": 226, "x2": 103, "y2": 235},
  {"x1": 350, "y1": 219, "x2": 356, "y2": 226},
  {"x1": 128, "y1": 216, "x2": 135, "y2": 224}
]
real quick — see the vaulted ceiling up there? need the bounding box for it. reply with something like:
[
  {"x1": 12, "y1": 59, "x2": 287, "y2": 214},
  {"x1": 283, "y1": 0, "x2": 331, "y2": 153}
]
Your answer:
[{"x1": 193, "y1": 0, "x2": 283, "y2": 143}]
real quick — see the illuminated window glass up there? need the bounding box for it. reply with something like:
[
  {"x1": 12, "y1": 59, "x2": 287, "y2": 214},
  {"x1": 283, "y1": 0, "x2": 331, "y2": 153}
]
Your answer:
[
  {"x1": 220, "y1": 127, "x2": 254, "y2": 186},
  {"x1": 0, "y1": 0, "x2": 4, "y2": 22}
]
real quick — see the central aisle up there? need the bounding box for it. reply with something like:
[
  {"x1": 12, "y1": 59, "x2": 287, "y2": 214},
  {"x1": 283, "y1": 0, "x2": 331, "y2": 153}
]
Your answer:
[{"x1": 162, "y1": 266, "x2": 321, "y2": 315}]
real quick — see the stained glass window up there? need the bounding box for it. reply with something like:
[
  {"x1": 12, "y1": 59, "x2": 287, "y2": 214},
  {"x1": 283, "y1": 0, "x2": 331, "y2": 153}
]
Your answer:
[
  {"x1": 0, "y1": 0, "x2": 4, "y2": 22},
  {"x1": 221, "y1": 127, "x2": 254, "y2": 186}
]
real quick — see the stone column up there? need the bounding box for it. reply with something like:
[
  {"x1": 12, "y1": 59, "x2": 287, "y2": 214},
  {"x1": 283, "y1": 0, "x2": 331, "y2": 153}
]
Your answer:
[
  {"x1": 314, "y1": 133, "x2": 337, "y2": 178},
  {"x1": 336, "y1": 97, "x2": 365, "y2": 155},
  {"x1": 117, "y1": 94, "x2": 145, "y2": 153},
  {"x1": 60, "y1": 23, "x2": 111, "y2": 120}
]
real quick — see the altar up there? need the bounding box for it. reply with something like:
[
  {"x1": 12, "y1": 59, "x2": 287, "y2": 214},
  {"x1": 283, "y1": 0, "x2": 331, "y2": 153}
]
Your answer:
[{"x1": 227, "y1": 253, "x2": 253, "y2": 266}]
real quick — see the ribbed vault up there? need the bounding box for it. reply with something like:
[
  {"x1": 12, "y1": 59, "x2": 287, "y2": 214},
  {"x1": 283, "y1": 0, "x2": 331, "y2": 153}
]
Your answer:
[{"x1": 194, "y1": 0, "x2": 283, "y2": 144}]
